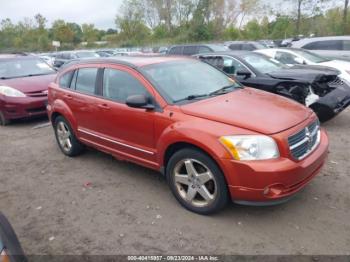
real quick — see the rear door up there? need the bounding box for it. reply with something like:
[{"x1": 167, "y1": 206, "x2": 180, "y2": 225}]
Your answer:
[{"x1": 65, "y1": 66, "x2": 104, "y2": 143}]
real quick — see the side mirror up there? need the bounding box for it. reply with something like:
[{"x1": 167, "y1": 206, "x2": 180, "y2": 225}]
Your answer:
[
  {"x1": 236, "y1": 69, "x2": 252, "y2": 79},
  {"x1": 126, "y1": 94, "x2": 155, "y2": 110}
]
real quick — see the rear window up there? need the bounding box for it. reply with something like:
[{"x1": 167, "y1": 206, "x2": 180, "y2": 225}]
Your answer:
[{"x1": 75, "y1": 68, "x2": 98, "y2": 94}]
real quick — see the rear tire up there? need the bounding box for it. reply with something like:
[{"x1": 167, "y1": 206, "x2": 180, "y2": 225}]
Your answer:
[
  {"x1": 54, "y1": 116, "x2": 84, "y2": 156},
  {"x1": 166, "y1": 148, "x2": 229, "y2": 215}
]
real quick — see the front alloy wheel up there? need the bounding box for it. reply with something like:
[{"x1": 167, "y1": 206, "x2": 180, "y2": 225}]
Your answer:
[
  {"x1": 174, "y1": 159, "x2": 217, "y2": 208},
  {"x1": 167, "y1": 148, "x2": 228, "y2": 215}
]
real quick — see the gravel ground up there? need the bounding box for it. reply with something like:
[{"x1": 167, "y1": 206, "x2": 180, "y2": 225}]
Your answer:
[{"x1": 0, "y1": 109, "x2": 349, "y2": 256}]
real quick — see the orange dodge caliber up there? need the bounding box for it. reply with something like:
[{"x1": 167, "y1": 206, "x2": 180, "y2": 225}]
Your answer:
[{"x1": 47, "y1": 56, "x2": 329, "y2": 215}]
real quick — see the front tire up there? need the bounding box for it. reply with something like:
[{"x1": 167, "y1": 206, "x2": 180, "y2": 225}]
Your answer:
[
  {"x1": 54, "y1": 116, "x2": 84, "y2": 157},
  {"x1": 0, "y1": 111, "x2": 10, "y2": 126},
  {"x1": 166, "y1": 148, "x2": 229, "y2": 215}
]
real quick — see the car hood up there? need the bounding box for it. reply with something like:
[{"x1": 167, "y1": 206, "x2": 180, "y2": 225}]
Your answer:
[
  {"x1": 267, "y1": 67, "x2": 338, "y2": 83},
  {"x1": 180, "y1": 88, "x2": 312, "y2": 135},
  {"x1": 0, "y1": 74, "x2": 56, "y2": 93}
]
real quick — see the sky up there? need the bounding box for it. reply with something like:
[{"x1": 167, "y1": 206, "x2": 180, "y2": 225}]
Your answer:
[{"x1": 0, "y1": 0, "x2": 123, "y2": 30}]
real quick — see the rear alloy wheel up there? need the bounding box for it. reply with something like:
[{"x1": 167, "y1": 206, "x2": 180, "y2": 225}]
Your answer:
[
  {"x1": 54, "y1": 116, "x2": 84, "y2": 156},
  {"x1": 167, "y1": 148, "x2": 228, "y2": 215}
]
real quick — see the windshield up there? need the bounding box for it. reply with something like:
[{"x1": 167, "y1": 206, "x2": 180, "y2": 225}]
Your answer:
[
  {"x1": 76, "y1": 52, "x2": 100, "y2": 58},
  {"x1": 241, "y1": 53, "x2": 286, "y2": 74},
  {"x1": 292, "y1": 49, "x2": 329, "y2": 63},
  {"x1": 0, "y1": 58, "x2": 55, "y2": 79},
  {"x1": 142, "y1": 60, "x2": 241, "y2": 103}
]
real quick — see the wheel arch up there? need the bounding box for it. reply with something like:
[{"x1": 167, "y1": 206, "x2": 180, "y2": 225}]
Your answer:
[{"x1": 161, "y1": 140, "x2": 229, "y2": 185}]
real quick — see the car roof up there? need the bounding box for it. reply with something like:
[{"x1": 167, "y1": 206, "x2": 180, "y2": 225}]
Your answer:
[
  {"x1": 61, "y1": 56, "x2": 195, "y2": 68},
  {"x1": 259, "y1": 47, "x2": 305, "y2": 52},
  {"x1": 0, "y1": 54, "x2": 39, "y2": 60},
  {"x1": 196, "y1": 51, "x2": 253, "y2": 57},
  {"x1": 225, "y1": 41, "x2": 258, "y2": 44},
  {"x1": 0, "y1": 53, "x2": 29, "y2": 59},
  {"x1": 292, "y1": 36, "x2": 350, "y2": 47}
]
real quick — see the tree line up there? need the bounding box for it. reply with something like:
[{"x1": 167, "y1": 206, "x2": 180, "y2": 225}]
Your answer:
[{"x1": 0, "y1": 0, "x2": 348, "y2": 52}]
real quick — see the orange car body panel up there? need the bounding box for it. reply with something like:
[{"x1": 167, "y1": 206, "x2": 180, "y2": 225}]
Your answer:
[{"x1": 47, "y1": 57, "x2": 329, "y2": 203}]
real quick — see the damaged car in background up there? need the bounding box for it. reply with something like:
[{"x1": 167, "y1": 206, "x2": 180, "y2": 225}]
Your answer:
[{"x1": 195, "y1": 51, "x2": 350, "y2": 122}]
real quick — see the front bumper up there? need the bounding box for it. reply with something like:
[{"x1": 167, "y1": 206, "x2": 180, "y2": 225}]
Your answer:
[
  {"x1": 220, "y1": 130, "x2": 329, "y2": 203},
  {"x1": 0, "y1": 96, "x2": 48, "y2": 121},
  {"x1": 310, "y1": 85, "x2": 350, "y2": 121}
]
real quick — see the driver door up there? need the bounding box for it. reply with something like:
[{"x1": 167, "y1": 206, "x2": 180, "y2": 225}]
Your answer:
[{"x1": 92, "y1": 66, "x2": 157, "y2": 165}]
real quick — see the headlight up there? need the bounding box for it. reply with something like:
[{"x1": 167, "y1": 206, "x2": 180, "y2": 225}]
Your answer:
[
  {"x1": 220, "y1": 135, "x2": 279, "y2": 160},
  {"x1": 0, "y1": 86, "x2": 26, "y2": 97}
]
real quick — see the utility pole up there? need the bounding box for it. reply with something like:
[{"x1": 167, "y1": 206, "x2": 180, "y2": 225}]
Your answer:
[{"x1": 344, "y1": 0, "x2": 349, "y2": 34}]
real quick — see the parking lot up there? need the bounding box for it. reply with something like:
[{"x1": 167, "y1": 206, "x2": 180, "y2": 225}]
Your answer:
[{"x1": 0, "y1": 109, "x2": 349, "y2": 255}]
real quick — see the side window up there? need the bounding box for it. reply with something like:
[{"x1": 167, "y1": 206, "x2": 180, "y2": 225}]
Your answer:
[
  {"x1": 342, "y1": 40, "x2": 350, "y2": 50},
  {"x1": 103, "y1": 68, "x2": 149, "y2": 103},
  {"x1": 303, "y1": 40, "x2": 342, "y2": 50},
  {"x1": 169, "y1": 46, "x2": 183, "y2": 55},
  {"x1": 224, "y1": 57, "x2": 246, "y2": 75},
  {"x1": 70, "y1": 70, "x2": 78, "y2": 89},
  {"x1": 62, "y1": 53, "x2": 70, "y2": 60},
  {"x1": 275, "y1": 51, "x2": 298, "y2": 64},
  {"x1": 242, "y1": 44, "x2": 255, "y2": 51},
  {"x1": 75, "y1": 68, "x2": 98, "y2": 95},
  {"x1": 229, "y1": 44, "x2": 241, "y2": 50},
  {"x1": 59, "y1": 71, "x2": 74, "y2": 88},
  {"x1": 198, "y1": 46, "x2": 211, "y2": 54},
  {"x1": 200, "y1": 56, "x2": 245, "y2": 76},
  {"x1": 183, "y1": 46, "x2": 198, "y2": 55}
]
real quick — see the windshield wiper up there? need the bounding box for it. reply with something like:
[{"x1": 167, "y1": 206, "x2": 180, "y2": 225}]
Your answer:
[
  {"x1": 174, "y1": 94, "x2": 209, "y2": 103},
  {"x1": 209, "y1": 84, "x2": 236, "y2": 97}
]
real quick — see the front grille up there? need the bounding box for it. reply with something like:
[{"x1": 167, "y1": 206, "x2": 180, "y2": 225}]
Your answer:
[
  {"x1": 288, "y1": 119, "x2": 321, "y2": 160},
  {"x1": 26, "y1": 107, "x2": 47, "y2": 113},
  {"x1": 328, "y1": 77, "x2": 345, "y2": 87},
  {"x1": 25, "y1": 90, "x2": 48, "y2": 97}
]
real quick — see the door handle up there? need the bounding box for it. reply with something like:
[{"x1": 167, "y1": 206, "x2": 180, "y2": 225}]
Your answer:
[
  {"x1": 64, "y1": 94, "x2": 73, "y2": 100},
  {"x1": 97, "y1": 104, "x2": 110, "y2": 110}
]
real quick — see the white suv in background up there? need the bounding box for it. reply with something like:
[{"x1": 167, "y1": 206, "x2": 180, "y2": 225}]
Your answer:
[
  {"x1": 256, "y1": 48, "x2": 350, "y2": 84},
  {"x1": 291, "y1": 36, "x2": 350, "y2": 61}
]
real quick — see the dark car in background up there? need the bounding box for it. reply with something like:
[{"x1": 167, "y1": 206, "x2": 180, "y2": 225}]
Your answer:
[
  {"x1": 53, "y1": 51, "x2": 100, "y2": 68},
  {"x1": 195, "y1": 51, "x2": 350, "y2": 122},
  {"x1": 167, "y1": 44, "x2": 229, "y2": 56},
  {"x1": 0, "y1": 54, "x2": 56, "y2": 125},
  {"x1": 225, "y1": 41, "x2": 266, "y2": 51}
]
